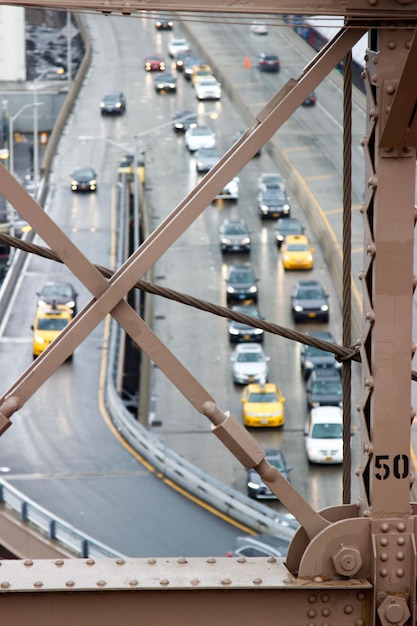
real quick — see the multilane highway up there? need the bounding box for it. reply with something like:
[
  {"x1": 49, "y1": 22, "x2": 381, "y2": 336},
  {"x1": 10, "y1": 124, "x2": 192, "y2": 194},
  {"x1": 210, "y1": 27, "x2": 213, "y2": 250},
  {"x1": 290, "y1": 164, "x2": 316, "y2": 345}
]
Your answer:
[{"x1": 0, "y1": 12, "x2": 365, "y2": 555}]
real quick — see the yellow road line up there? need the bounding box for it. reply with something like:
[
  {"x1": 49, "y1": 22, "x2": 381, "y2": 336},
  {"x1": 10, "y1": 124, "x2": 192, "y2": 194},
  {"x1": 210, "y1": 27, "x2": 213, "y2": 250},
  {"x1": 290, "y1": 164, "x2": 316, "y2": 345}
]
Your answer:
[
  {"x1": 97, "y1": 185, "x2": 255, "y2": 536},
  {"x1": 304, "y1": 173, "x2": 337, "y2": 181}
]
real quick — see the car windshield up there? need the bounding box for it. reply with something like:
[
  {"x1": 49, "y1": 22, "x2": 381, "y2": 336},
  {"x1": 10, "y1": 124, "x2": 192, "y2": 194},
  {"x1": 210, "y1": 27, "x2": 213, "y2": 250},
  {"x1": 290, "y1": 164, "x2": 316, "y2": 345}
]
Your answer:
[
  {"x1": 229, "y1": 271, "x2": 254, "y2": 284},
  {"x1": 236, "y1": 352, "x2": 264, "y2": 363},
  {"x1": 41, "y1": 285, "x2": 73, "y2": 297},
  {"x1": 248, "y1": 392, "x2": 278, "y2": 403},
  {"x1": 37, "y1": 318, "x2": 69, "y2": 331},
  {"x1": 225, "y1": 225, "x2": 247, "y2": 235},
  {"x1": 311, "y1": 381, "x2": 342, "y2": 395},
  {"x1": 264, "y1": 190, "x2": 286, "y2": 202},
  {"x1": 297, "y1": 289, "x2": 324, "y2": 299},
  {"x1": 193, "y1": 127, "x2": 211, "y2": 135},
  {"x1": 287, "y1": 243, "x2": 309, "y2": 251},
  {"x1": 311, "y1": 423, "x2": 343, "y2": 439},
  {"x1": 306, "y1": 346, "x2": 330, "y2": 357},
  {"x1": 280, "y1": 222, "x2": 301, "y2": 233},
  {"x1": 74, "y1": 168, "x2": 94, "y2": 178},
  {"x1": 268, "y1": 458, "x2": 286, "y2": 472}
]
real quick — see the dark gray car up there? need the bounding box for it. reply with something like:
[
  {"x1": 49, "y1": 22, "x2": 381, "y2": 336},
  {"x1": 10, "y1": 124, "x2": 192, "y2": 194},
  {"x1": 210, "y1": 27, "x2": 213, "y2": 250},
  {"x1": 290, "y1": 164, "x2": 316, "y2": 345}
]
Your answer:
[
  {"x1": 247, "y1": 449, "x2": 292, "y2": 499},
  {"x1": 219, "y1": 219, "x2": 251, "y2": 253},
  {"x1": 306, "y1": 369, "x2": 343, "y2": 409},
  {"x1": 291, "y1": 279, "x2": 329, "y2": 323},
  {"x1": 225, "y1": 263, "x2": 258, "y2": 304},
  {"x1": 300, "y1": 331, "x2": 341, "y2": 381}
]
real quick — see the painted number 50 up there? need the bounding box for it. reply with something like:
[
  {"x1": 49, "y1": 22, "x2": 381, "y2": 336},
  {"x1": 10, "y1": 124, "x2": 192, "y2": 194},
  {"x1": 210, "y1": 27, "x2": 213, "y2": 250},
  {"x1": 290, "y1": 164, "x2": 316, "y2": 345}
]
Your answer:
[{"x1": 375, "y1": 454, "x2": 409, "y2": 480}]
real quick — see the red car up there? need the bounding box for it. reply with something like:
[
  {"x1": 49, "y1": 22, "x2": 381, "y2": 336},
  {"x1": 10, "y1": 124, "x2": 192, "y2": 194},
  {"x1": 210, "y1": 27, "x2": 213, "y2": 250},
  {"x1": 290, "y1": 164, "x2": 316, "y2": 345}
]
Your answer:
[{"x1": 144, "y1": 53, "x2": 166, "y2": 72}]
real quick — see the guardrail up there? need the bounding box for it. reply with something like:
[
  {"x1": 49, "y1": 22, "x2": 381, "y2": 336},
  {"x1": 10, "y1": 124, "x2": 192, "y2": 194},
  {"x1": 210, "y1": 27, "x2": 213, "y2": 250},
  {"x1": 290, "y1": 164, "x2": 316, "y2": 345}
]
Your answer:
[{"x1": 0, "y1": 480, "x2": 124, "y2": 558}]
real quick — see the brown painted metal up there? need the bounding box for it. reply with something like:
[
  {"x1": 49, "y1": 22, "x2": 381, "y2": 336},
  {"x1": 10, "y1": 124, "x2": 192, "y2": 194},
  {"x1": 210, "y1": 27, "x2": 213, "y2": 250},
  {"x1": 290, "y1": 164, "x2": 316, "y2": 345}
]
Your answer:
[{"x1": 0, "y1": 0, "x2": 415, "y2": 622}]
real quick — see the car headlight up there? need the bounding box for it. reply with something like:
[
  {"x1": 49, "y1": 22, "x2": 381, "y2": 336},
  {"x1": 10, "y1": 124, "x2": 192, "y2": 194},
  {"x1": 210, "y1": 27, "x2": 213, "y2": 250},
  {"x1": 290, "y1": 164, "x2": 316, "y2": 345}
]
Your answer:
[
  {"x1": 261, "y1": 204, "x2": 269, "y2": 213},
  {"x1": 160, "y1": 63, "x2": 166, "y2": 70},
  {"x1": 311, "y1": 401, "x2": 320, "y2": 408},
  {"x1": 241, "y1": 237, "x2": 250, "y2": 245},
  {"x1": 100, "y1": 102, "x2": 105, "y2": 108},
  {"x1": 245, "y1": 411, "x2": 260, "y2": 417},
  {"x1": 305, "y1": 360, "x2": 314, "y2": 370},
  {"x1": 277, "y1": 234, "x2": 284, "y2": 241},
  {"x1": 253, "y1": 329, "x2": 263, "y2": 335},
  {"x1": 65, "y1": 300, "x2": 75, "y2": 309},
  {"x1": 227, "y1": 286, "x2": 236, "y2": 293},
  {"x1": 90, "y1": 179, "x2": 97, "y2": 186},
  {"x1": 248, "y1": 286, "x2": 257, "y2": 293},
  {"x1": 229, "y1": 327, "x2": 239, "y2": 335},
  {"x1": 221, "y1": 237, "x2": 231, "y2": 244},
  {"x1": 283, "y1": 204, "x2": 290, "y2": 212},
  {"x1": 320, "y1": 304, "x2": 329, "y2": 311},
  {"x1": 247, "y1": 481, "x2": 260, "y2": 490},
  {"x1": 35, "y1": 335, "x2": 45, "y2": 345},
  {"x1": 71, "y1": 179, "x2": 78, "y2": 186},
  {"x1": 294, "y1": 305, "x2": 304, "y2": 312},
  {"x1": 115, "y1": 102, "x2": 121, "y2": 108}
]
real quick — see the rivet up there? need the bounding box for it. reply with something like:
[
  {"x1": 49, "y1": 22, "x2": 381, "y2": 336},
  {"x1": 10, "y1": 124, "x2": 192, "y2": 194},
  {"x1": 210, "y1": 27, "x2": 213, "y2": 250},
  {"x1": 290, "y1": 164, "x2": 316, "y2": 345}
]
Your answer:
[
  {"x1": 361, "y1": 70, "x2": 367, "y2": 79},
  {"x1": 406, "y1": 40, "x2": 411, "y2": 49},
  {"x1": 33, "y1": 581, "x2": 43, "y2": 588},
  {"x1": 267, "y1": 556, "x2": 277, "y2": 563},
  {"x1": 23, "y1": 560, "x2": 33, "y2": 567},
  {"x1": 396, "y1": 552, "x2": 404, "y2": 560},
  {"x1": 190, "y1": 578, "x2": 200, "y2": 586},
  {"x1": 380, "y1": 568, "x2": 388, "y2": 577},
  {"x1": 308, "y1": 594, "x2": 317, "y2": 603},
  {"x1": 356, "y1": 620, "x2": 365, "y2": 626},
  {"x1": 147, "y1": 558, "x2": 157, "y2": 565},
  {"x1": 412, "y1": 343, "x2": 417, "y2": 355},
  {"x1": 380, "y1": 538, "x2": 388, "y2": 546},
  {"x1": 160, "y1": 579, "x2": 169, "y2": 586},
  {"x1": 387, "y1": 41, "x2": 396, "y2": 49},
  {"x1": 358, "y1": 272, "x2": 364, "y2": 281},
  {"x1": 54, "y1": 559, "x2": 65, "y2": 567},
  {"x1": 177, "y1": 557, "x2": 188, "y2": 564},
  {"x1": 252, "y1": 577, "x2": 262, "y2": 585},
  {"x1": 372, "y1": 56, "x2": 378, "y2": 64},
  {"x1": 207, "y1": 557, "x2": 216, "y2": 563},
  {"x1": 308, "y1": 610, "x2": 317, "y2": 618},
  {"x1": 397, "y1": 522, "x2": 406, "y2": 532},
  {"x1": 345, "y1": 605, "x2": 354, "y2": 614},
  {"x1": 365, "y1": 375, "x2": 375, "y2": 388},
  {"x1": 96, "y1": 580, "x2": 106, "y2": 587},
  {"x1": 237, "y1": 557, "x2": 246, "y2": 563},
  {"x1": 371, "y1": 74, "x2": 378, "y2": 84},
  {"x1": 0, "y1": 582, "x2": 10, "y2": 589},
  {"x1": 86, "y1": 558, "x2": 95, "y2": 566},
  {"x1": 397, "y1": 537, "x2": 405, "y2": 545},
  {"x1": 404, "y1": 146, "x2": 412, "y2": 153},
  {"x1": 357, "y1": 592, "x2": 366, "y2": 601},
  {"x1": 380, "y1": 552, "x2": 388, "y2": 561},
  {"x1": 369, "y1": 0, "x2": 378, "y2": 5},
  {"x1": 381, "y1": 523, "x2": 390, "y2": 532},
  {"x1": 221, "y1": 578, "x2": 232, "y2": 585},
  {"x1": 396, "y1": 568, "x2": 404, "y2": 577},
  {"x1": 322, "y1": 608, "x2": 331, "y2": 616},
  {"x1": 321, "y1": 594, "x2": 330, "y2": 602},
  {"x1": 360, "y1": 137, "x2": 366, "y2": 146},
  {"x1": 129, "y1": 579, "x2": 139, "y2": 586},
  {"x1": 65, "y1": 580, "x2": 75, "y2": 587},
  {"x1": 116, "y1": 558, "x2": 125, "y2": 565},
  {"x1": 314, "y1": 576, "x2": 324, "y2": 582}
]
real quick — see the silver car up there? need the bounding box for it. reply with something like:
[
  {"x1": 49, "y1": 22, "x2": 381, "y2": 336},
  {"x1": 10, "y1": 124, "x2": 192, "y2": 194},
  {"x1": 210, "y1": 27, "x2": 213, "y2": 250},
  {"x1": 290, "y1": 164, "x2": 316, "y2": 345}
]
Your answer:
[{"x1": 230, "y1": 343, "x2": 269, "y2": 384}]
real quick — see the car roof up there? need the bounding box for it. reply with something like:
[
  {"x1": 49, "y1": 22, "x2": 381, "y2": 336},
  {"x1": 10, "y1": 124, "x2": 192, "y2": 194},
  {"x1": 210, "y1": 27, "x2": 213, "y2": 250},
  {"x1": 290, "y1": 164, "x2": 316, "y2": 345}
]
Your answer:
[
  {"x1": 285, "y1": 234, "x2": 309, "y2": 244},
  {"x1": 306, "y1": 330, "x2": 335, "y2": 341},
  {"x1": 310, "y1": 406, "x2": 343, "y2": 423},
  {"x1": 245, "y1": 382, "x2": 278, "y2": 393},
  {"x1": 235, "y1": 343, "x2": 264, "y2": 353},
  {"x1": 309, "y1": 367, "x2": 341, "y2": 380}
]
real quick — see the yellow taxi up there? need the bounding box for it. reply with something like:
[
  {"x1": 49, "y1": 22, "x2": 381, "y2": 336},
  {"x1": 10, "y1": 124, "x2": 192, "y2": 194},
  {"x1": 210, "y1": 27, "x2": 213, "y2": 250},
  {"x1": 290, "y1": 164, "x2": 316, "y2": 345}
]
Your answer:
[
  {"x1": 191, "y1": 63, "x2": 213, "y2": 85},
  {"x1": 31, "y1": 304, "x2": 73, "y2": 358},
  {"x1": 241, "y1": 382, "x2": 286, "y2": 427},
  {"x1": 281, "y1": 234, "x2": 314, "y2": 270}
]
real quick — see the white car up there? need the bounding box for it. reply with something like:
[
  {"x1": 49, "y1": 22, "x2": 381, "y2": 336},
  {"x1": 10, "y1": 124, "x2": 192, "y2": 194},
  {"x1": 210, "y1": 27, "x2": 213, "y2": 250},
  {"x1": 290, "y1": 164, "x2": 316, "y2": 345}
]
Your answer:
[
  {"x1": 304, "y1": 406, "x2": 344, "y2": 464},
  {"x1": 230, "y1": 343, "x2": 270, "y2": 385},
  {"x1": 168, "y1": 38, "x2": 190, "y2": 58},
  {"x1": 194, "y1": 77, "x2": 221, "y2": 100},
  {"x1": 215, "y1": 177, "x2": 239, "y2": 200},
  {"x1": 250, "y1": 21, "x2": 269, "y2": 35},
  {"x1": 184, "y1": 125, "x2": 216, "y2": 152}
]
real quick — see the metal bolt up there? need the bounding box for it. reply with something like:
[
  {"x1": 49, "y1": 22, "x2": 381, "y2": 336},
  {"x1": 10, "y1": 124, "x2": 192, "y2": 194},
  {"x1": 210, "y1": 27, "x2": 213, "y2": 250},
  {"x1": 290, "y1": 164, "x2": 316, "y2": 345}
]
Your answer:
[
  {"x1": 96, "y1": 580, "x2": 106, "y2": 587},
  {"x1": 332, "y1": 546, "x2": 362, "y2": 576}
]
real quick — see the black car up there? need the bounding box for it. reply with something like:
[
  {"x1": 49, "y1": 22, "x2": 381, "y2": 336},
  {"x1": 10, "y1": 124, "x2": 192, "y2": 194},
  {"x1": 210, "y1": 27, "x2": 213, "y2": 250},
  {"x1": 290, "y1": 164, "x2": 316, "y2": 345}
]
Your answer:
[
  {"x1": 175, "y1": 50, "x2": 191, "y2": 71},
  {"x1": 302, "y1": 91, "x2": 317, "y2": 106},
  {"x1": 257, "y1": 187, "x2": 291, "y2": 219},
  {"x1": 70, "y1": 167, "x2": 97, "y2": 192},
  {"x1": 275, "y1": 217, "x2": 305, "y2": 248},
  {"x1": 306, "y1": 369, "x2": 343, "y2": 409},
  {"x1": 172, "y1": 110, "x2": 198, "y2": 132},
  {"x1": 219, "y1": 219, "x2": 251, "y2": 253},
  {"x1": 257, "y1": 53, "x2": 280, "y2": 72},
  {"x1": 194, "y1": 147, "x2": 220, "y2": 173},
  {"x1": 154, "y1": 72, "x2": 177, "y2": 92},
  {"x1": 225, "y1": 264, "x2": 258, "y2": 305},
  {"x1": 155, "y1": 16, "x2": 174, "y2": 30},
  {"x1": 227, "y1": 533, "x2": 291, "y2": 558},
  {"x1": 183, "y1": 55, "x2": 204, "y2": 80},
  {"x1": 37, "y1": 281, "x2": 79, "y2": 315},
  {"x1": 291, "y1": 279, "x2": 329, "y2": 323},
  {"x1": 99, "y1": 92, "x2": 126, "y2": 115},
  {"x1": 247, "y1": 449, "x2": 292, "y2": 499},
  {"x1": 228, "y1": 305, "x2": 264, "y2": 342},
  {"x1": 300, "y1": 331, "x2": 341, "y2": 381}
]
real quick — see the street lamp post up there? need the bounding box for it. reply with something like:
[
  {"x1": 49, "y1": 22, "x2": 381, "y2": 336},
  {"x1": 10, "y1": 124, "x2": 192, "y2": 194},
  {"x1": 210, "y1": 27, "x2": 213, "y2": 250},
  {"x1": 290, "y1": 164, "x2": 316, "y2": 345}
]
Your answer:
[
  {"x1": 8, "y1": 101, "x2": 44, "y2": 241},
  {"x1": 31, "y1": 67, "x2": 64, "y2": 192}
]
